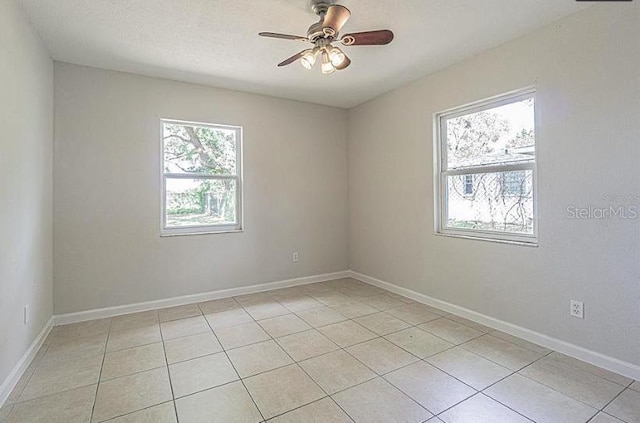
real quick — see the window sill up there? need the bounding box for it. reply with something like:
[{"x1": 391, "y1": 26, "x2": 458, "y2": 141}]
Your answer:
[
  {"x1": 435, "y1": 231, "x2": 538, "y2": 247},
  {"x1": 160, "y1": 228, "x2": 244, "y2": 237}
]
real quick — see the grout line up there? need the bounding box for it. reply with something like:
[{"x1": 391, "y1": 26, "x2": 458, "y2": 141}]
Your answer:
[
  {"x1": 200, "y1": 304, "x2": 267, "y2": 423},
  {"x1": 20, "y1": 279, "x2": 632, "y2": 423},
  {"x1": 89, "y1": 319, "x2": 113, "y2": 422},
  {"x1": 156, "y1": 309, "x2": 180, "y2": 423}
]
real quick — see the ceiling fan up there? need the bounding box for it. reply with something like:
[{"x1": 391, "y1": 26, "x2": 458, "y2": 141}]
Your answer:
[{"x1": 259, "y1": 0, "x2": 394, "y2": 74}]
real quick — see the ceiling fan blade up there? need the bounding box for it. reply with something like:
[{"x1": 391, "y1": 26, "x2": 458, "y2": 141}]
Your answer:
[
  {"x1": 335, "y1": 54, "x2": 351, "y2": 71},
  {"x1": 277, "y1": 50, "x2": 308, "y2": 67},
  {"x1": 259, "y1": 32, "x2": 308, "y2": 42},
  {"x1": 340, "y1": 30, "x2": 394, "y2": 46},
  {"x1": 322, "y1": 5, "x2": 351, "y2": 36}
]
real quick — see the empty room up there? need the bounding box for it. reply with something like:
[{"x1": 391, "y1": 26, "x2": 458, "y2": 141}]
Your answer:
[{"x1": 1, "y1": 0, "x2": 639, "y2": 422}]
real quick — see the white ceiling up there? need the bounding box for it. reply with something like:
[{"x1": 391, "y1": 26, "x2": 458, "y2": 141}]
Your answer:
[{"x1": 20, "y1": 0, "x2": 590, "y2": 108}]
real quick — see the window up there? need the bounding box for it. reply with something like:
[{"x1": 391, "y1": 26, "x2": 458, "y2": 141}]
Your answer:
[
  {"x1": 161, "y1": 119, "x2": 242, "y2": 235},
  {"x1": 435, "y1": 89, "x2": 537, "y2": 244},
  {"x1": 463, "y1": 174, "x2": 474, "y2": 196}
]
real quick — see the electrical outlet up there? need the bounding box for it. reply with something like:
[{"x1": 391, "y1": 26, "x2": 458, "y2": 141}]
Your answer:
[
  {"x1": 24, "y1": 305, "x2": 30, "y2": 324},
  {"x1": 570, "y1": 300, "x2": 584, "y2": 319},
  {"x1": 292, "y1": 252, "x2": 299, "y2": 262}
]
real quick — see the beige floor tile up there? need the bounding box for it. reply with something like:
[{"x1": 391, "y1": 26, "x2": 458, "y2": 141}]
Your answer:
[
  {"x1": 338, "y1": 286, "x2": 385, "y2": 299},
  {"x1": 234, "y1": 292, "x2": 276, "y2": 307},
  {"x1": 228, "y1": 340, "x2": 293, "y2": 378},
  {"x1": 299, "y1": 285, "x2": 336, "y2": 298},
  {"x1": 158, "y1": 304, "x2": 202, "y2": 322},
  {"x1": 92, "y1": 367, "x2": 173, "y2": 422},
  {"x1": 104, "y1": 402, "x2": 176, "y2": 423},
  {"x1": 164, "y1": 332, "x2": 222, "y2": 364},
  {"x1": 361, "y1": 294, "x2": 406, "y2": 310},
  {"x1": 4, "y1": 366, "x2": 35, "y2": 405},
  {"x1": 0, "y1": 405, "x2": 13, "y2": 422},
  {"x1": 169, "y1": 352, "x2": 238, "y2": 398},
  {"x1": 268, "y1": 397, "x2": 352, "y2": 423},
  {"x1": 385, "y1": 327, "x2": 453, "y2": 358},
  {"x1": 106, "y1": 324, "x2": 161, "y2": 352},
  {"x1": 269, "y1": 287, "x2": 307, "y2": 300},
  {"x1": 439, "y1": 394, "x2": 530, "y2": 423},
  {"x1": 205, "y1": 308, "x2": 253, "y2": 329},
  {"x1": 519, "y1": 355, "x2": 625, "y2": 408},
  {"x1": 215, "y1": 321, "x2": 270, "y2": 350},
  {"x1": 426, "y1": 347, "x2": 511, "y2": 390},
  {"x1": 198, "y1": 297, "x2": 240, "y2": 314},
  {"x1": 44, "y1": 334, "x2": 106, "y2": 364},
  {"x1": 50, "y1": 319, "x2": 111, "y2": 343},
  {"x1": 419, "y1": 318, "x2": 483, "y2": 345},
  {"x1": 160, "y1": 316, "x2": 210, "y2": 340},
  {"x1": 489, "y1": 331, "x2": 551, "y2": 355},
  {"x1": 28, "y1": 343, "x2": 49, "y2": 369},
  {"x1": 258, "y1": 314, "x2": 311, "y2": 338},
  {"x1": 46, "y1": 333, "x2": 108, "y2": 359},
  {"x1": 332, "y1": 377, "x2": 432, "y2": 423},
  {"x1": 311, "y1": 291, "x2": 353, "y2": 307},
  {"x1": 323, "y1": 278, "x2": 361, "y2": 290},
  {"x1": 384, "y1": 292, "x2": 416, "y2": 304},
  {"x1": 279, "y1": 296, "x2": 324, "y2": 312},
  {"x1": 276, "y1": 329, "x2": 340, "y2": 361},
  {"x1": 244, "y1": 302, "x2": 291, "y2": 320},
  {"x1": 547, "y1": 353, "x2": 633, "y2": 386},
  {"x1": 110, "y1": 311, "x2": 159, "y2": 332},
  {"x1": 300, "y1": 350, "x2": 376, "y2": 394},
  {"x1": 485, "y1": 374, "x2": 598, "y2": 423},
  {"x1": 296, "y1": 307, "x2": 348, "y2": 328},
  {"x1": 329, "y1": 300, "x2": 379, "y2": 318},
  {"x1": 19, "y1": 353, "x2": 103, "y2": 401},
  {"x1": 346, "y1": 338, "x2": 418, "y2": 375},
  {"x1": 589, "y1": 412, "x2": 625, "y2": 423},
  {"x1": 318, "y1": 320, "x2": 377, "y2": 348},
  {"x1": 385, "y1": 303, "x2": 442, "y2": 325},
  {"x1": 101, "y1": 342, "x2": 166, "y2": 381},
  {"x1": 445, "y1": 315, "x2": 493, "y2": 333},
  {"x1": 244, "y1": 364, "x2": 325, "y2": 419},
  {"x1": 354, "y1": 312, "x2": 411, "y2": 336},
  {"x1": 604, "y1": 389, "x2": 640, "y2": 423},
  {"x1": 6, "y1": 385, "x2": 96, "y2": 423},
  {"x1": 460, "y1": 334, "x2": 543, "y2": 371},
  {"x1": 385, "y1": 361, "x2": 476, "y2": 414},
  {"x1": 175, "y1": 381, "x2": 262, "y2": 423}
]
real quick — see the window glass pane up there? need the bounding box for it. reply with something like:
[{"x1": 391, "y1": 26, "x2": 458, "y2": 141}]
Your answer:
[
  {"x1": 165, "y1": 178, "x2": 237, "y2": 228},
  {"x1": 445, "y1": 97, "x2": 535, "y2": 169},
  {"x1": 163, "y1": 122, "x2": 237, "y2": 175},
  {"x1": 446, "y1": 170, "x2": 534, "y2": 235}
]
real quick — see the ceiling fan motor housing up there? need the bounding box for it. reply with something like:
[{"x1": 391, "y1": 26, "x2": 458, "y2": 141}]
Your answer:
[{"x1": 310, "y1": 0, "x2": 336, "y2": 16}]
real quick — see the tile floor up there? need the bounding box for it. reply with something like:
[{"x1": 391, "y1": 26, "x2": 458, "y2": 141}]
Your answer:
[{"x1": 1, "y1": 278, "x2": 638, "y2": 423}]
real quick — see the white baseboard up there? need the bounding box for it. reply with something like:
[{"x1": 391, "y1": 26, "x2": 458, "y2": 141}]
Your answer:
[
  {"x1": 0, "y1": 316, "x2": 54, "y2": 408},
  {"x1": 349, "y1": 270, "x2": 640, "y2": 381},
  {"x1": 54, "y1": 271, "x2": 350, "y2": 325}
]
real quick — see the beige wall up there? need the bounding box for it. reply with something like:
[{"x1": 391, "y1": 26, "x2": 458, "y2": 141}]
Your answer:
[
  {"x1": 348, "y1": 4, "x2": 640, "y2": 366},
  {"x1": 0, "y1": 1, "x2": 54, "y2": 387},
  {"x1": 53, "y1": 63, "x2": 349, "y2": 314}
]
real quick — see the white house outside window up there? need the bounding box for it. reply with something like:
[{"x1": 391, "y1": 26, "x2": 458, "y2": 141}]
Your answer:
[
  {"x1": 161, "y1": 119, "x2": 243, "y2": 235},
  {"x1": 435, "y1": 89, "x2": 537, "y2": 244}
]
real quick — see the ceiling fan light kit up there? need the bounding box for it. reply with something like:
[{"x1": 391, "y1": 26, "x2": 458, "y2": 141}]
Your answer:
[{"x1": 259, "y1": 0, "x2": 394, "y2": 74}]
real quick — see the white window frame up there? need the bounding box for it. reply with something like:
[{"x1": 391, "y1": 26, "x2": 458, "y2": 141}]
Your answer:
[
  {"x1": 434, "y1": 88, "x2": 538, "y2": 245},
  {"x1": 160, "y1": 118, "x2": 243, "y2": 236}
]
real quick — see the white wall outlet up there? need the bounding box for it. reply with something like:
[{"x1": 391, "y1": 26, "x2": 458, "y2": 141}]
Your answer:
[
  {"x1": 570, "y1": 300, "x2": 584, "y2": 319},
  {"x1": 24, "y1": 305, "x2": 30, "y2": 324},
  {"x1": 292, "y1": 252, "x2": 299, "y2": 262}
]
